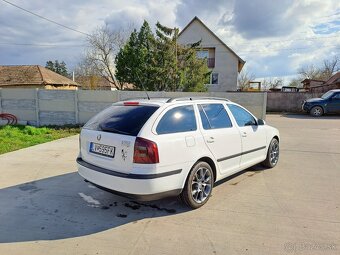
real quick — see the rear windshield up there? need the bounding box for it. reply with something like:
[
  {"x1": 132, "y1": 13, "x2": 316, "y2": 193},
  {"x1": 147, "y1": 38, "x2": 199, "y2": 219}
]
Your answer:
[{"x1": 83, "y1": 105, "x2": 159, "y2": 136}]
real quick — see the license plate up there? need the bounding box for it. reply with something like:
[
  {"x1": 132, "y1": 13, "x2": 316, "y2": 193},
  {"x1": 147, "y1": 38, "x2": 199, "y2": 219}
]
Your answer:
[{"x1": 90, "y1": 142, "x2": 115, "y2": 158}]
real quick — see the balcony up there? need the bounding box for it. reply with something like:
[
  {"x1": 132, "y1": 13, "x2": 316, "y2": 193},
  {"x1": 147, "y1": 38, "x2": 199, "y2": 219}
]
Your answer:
[{"x1": 207, "y1": 58, "x2": 215, "y2": 68}]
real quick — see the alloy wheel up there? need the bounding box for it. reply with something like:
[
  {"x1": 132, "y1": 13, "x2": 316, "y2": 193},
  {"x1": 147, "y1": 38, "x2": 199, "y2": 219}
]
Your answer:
[
  {"x1": 270, "y1": 140, "x2": 279, "y2": 166},
  {"x1": 311, "y1": 107, "x2": 322, "y2": 116},
  {"x1": 191, "y1": 167, "x2": 212, "y2": 204}
]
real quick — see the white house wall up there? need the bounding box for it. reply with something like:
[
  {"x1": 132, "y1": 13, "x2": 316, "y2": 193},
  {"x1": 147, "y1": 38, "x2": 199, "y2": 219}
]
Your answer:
[{"x1": 178, "y1": 19, "x2": 239, "y2": 92}]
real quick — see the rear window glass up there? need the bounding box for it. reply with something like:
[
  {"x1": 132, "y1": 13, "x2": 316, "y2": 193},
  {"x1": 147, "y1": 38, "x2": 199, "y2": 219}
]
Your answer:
[
  {"x1": 83, "y1": 105, "x2": 159, "y2": 136},
  {"x1": 156, "y1": 105, "x2": 197, "y2": 134}
]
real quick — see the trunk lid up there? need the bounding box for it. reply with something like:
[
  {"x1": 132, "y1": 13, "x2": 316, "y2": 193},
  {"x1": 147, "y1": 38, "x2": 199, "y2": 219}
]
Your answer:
[
  {"x1": 80, "y1": 103, "x2": 159, "y2": 174},
  {"x1": 80, "y1": 129, "x2": 136, "y2": 173}
]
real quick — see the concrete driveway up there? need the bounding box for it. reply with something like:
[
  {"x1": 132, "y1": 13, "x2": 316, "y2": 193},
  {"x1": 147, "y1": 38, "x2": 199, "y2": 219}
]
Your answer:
[{"x1": 0, "y1": 114, "x2": 339, "y2": 255}]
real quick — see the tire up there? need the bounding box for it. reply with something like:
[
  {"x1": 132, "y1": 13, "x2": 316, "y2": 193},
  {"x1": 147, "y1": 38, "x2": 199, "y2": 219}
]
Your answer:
[
  {"x1": 262, "y1": 138, "x2": 279, "y2": 168},
  {"x1": 310, "y1": 106, "x2": 323, "y2": 117},
  {"x1": 180, "y1": 162, "x2": 214, "y2": 209}
]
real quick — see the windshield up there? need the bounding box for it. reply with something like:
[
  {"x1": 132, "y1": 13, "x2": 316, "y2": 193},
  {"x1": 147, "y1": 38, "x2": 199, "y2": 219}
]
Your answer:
[
  {"x1": 321, "y1": 91, "x2": 334, "y2": 99},
  {"x1": 83, "y1": 105, "x2": 159, "y2": 136}
]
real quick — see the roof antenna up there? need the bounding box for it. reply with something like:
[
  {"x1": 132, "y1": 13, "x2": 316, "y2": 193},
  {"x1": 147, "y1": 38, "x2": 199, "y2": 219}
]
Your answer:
[{"x1": 126, "y1": 67, "x2": 150, "y2": 100}]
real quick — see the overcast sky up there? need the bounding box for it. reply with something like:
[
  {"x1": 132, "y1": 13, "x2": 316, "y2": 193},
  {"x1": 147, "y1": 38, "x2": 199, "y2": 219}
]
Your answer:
[{"x1": 0, "y1": 0, "x2": 339, "y2": 83}]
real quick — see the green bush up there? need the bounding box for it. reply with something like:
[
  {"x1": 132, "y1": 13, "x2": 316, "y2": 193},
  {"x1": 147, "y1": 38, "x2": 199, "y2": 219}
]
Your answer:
[{"x1": 22, "y1": 126, "x2": 51, "y2": 135}]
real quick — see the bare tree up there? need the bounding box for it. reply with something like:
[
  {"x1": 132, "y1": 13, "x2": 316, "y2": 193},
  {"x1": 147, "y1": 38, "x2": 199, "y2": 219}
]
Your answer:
[
  {"x1": 262, "y1": 77, "x2": 284, "y2": 90},
  {"x1": 298, "y1": 64, "x2": 322, "y2": 80},
  {"x1": 298, "y1": 56, "x2": 339, "y2": 81},
  {"x1": 237, "y1": 69, "x2": 255, "y2": 91},
  {"x1": 322, "y1": 56, "x2": 339, "y2": 80},
  {"x1": 288, "y1": 78, "x2": 301, "y2": 87},
  {"x1": 74, "y1": 56, "x2": 99, "y2": 77},
  {"x1": 80, "y1": 25, "x2": 131, "y2": 90}
]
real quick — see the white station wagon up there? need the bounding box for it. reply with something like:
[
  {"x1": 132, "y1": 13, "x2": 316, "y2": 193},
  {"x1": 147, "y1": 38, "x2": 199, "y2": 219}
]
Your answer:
[{"x1": 77, "y1": 97, "x2": 280, "y2": 208}]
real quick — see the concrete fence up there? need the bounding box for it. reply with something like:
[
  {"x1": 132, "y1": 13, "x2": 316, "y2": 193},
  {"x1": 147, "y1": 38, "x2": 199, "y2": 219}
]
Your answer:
[
  {"x1": 267, "y1": 92, "x2": 323, "y2": 112},
  {"x1": 0, "y1": 89, "x2": 267, "y2": 126}
]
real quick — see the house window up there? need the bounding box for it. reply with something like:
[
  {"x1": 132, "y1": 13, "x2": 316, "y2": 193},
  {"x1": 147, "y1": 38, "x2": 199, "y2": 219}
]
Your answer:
[
  {"x1": 211, "y1": 73, "x2": 218, "y2": 84},
  {"x1": 196, "y1": 50, "x2": 209, "y2": 59}
]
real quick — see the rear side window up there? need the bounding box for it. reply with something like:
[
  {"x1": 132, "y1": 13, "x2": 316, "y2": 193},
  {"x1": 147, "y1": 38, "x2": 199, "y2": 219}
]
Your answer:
[
  {"x1": 198, "y1": 104, "x2": 232, "y2": 129},
  {"x1": 84, "y1": 105, "x2": 159, "y2": 136},
  {"x1": 228, "y1": 104, "x2": 257, "y2": 127},
  {"x1": 156, "y1": 105, "x2": 197, "y2": 134}
]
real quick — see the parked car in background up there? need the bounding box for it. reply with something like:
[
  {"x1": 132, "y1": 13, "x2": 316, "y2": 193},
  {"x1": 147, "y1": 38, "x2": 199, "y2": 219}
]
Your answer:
[
  {"x1": 302, "y1": 89, "x2": 340, "y2": 117},
  {"x1": 77, "y1": 97, "x2": 280, "y2": 209}
]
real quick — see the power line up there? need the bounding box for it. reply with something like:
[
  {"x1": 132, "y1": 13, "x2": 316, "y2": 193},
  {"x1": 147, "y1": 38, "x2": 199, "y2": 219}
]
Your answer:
[
  {"x1": 0, "y1": 42, "x2": 86, "y2": 47},
  {"x1": 1, "y1": 0, "x2": 90, "y2": 36},
  {"x1": 1, "y1": 42, "x2": 339, "y2": 55}
]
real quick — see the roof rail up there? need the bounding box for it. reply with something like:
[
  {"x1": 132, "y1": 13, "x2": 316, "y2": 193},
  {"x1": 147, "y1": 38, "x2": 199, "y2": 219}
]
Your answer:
[
  {"x1": 166, "y1": 97, "x2": 230, "y2": 103},
  {"x1": 122, "y1": 97, "x2": 169, "y2": 101},
  {"x1": 122, "y1": 97, "x2": 151, "y2": 101}
]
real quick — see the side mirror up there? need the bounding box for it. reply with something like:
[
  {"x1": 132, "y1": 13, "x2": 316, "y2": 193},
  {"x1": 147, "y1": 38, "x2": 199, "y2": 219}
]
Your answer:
[{"x1": 257, "y1": 119, "x2": 265, "y2": 125}]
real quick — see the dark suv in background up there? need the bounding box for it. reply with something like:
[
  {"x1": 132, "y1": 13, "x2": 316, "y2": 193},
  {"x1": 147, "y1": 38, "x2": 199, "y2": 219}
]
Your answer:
[{"x1": 302, "y1": 89, "x2": 340, "y2": 117}]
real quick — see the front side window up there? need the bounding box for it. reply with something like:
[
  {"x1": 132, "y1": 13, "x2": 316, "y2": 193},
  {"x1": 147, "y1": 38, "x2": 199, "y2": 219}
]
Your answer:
[
  {"x1": 156, "y1": 105, "x2": 197, "y2": 134},
  {"x1": 228, "y1": 104, "x2": 257, "y2": 127},
  {"x1": 198, "y1": 104, "x2": 232, "y2": 129}
]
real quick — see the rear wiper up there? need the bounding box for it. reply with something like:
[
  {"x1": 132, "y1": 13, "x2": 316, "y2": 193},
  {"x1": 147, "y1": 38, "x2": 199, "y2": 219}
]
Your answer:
[{"x1": 99, "y1": 124, "x2": 131, "y2": 135}]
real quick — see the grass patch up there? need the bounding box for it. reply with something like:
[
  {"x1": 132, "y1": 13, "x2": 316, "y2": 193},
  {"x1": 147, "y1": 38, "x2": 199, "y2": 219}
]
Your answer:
[{"x1": 0, "y1": 125, "x2": 80, "y2": 154}]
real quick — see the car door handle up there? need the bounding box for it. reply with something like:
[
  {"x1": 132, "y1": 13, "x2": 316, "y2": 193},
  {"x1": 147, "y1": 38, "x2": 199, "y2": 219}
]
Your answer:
[
  {"x1": 242, "y1": 132, "x2": 247, "y2": 137},
  {"x1": 206, "y1": 137, "x2": 215, "y2": 143}
]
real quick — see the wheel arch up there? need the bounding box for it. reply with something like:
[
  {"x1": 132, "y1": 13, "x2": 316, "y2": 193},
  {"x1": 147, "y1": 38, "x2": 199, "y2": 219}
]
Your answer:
[
  {"x1": 311, "y1": 104, "x2": 325, "y2": 113},
  {"x1": 195, "y1": 156, "x2": 217, "y2": 182}
]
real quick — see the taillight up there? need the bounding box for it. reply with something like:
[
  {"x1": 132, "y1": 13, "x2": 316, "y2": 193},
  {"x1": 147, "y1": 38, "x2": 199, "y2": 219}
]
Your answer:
[{"x1": 133, "y1": 137, "x2": 159, "y2": 164}]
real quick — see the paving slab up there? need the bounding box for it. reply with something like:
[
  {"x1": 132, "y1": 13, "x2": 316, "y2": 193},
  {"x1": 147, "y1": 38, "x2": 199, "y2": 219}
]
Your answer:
[{"x1": 0, "y1": 114, "x2": 339, "y2": 255}]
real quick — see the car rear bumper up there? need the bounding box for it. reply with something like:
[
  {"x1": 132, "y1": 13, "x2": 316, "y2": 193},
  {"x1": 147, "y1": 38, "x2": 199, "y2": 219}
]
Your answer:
[
  {"x1": 77, "y1": 157, "x2": 183, "y2": 201},
  {"x1": 87, "y1": 181, "x2": 181, "y2": 201}
]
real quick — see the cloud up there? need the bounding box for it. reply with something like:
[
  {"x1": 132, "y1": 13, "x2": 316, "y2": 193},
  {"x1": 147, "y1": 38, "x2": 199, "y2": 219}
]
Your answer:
[
  {"x1": 0, "y1": 0, "x2": 92, "y2": 68},
  {"x1": 313, "y1": 20, "x2": 340, "y2": 34},
  {"x1": 226, "y1": 0, "x2": 295, "y2": 39},
  {"x1": 222, "y1": 0, "x2": 339, "y2": 39},
  {"x1": 0, "y1": 0, "x2": 339, "y2": 82},
  {"x1": 0, "y1": 0, "x2": 178, "y2": 70},
  {"x1": 105, "y1": 1, "x2": 177, "y2": 31},
  {"x1": 176, "y1": 0, "x2": 234, "y2": 28},
  {"x1": 105, "y1": 7, "x2": 149, "y2": 30}
]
